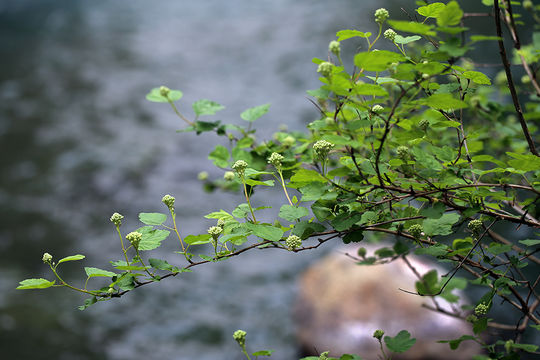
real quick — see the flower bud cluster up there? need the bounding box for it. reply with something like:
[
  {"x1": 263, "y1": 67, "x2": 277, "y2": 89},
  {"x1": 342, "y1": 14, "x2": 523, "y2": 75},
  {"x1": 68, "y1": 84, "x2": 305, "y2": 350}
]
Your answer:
[
  {"x1": 375, "y1": 8, "x2": 389, "y2": 24},
  {"x1": 159, "y1": 86, "x2": 170, "y2": 97},
  {"x1": 468, "y1": 219, "x2": 483, "y2": 237},
  {"x1": 317, "y1": 61, "x2": 334, "y2": 78},
  {"x1": 110, "y1": 212, "x2": 124, "y2": 227},
  {"x1": 328, "y1": 40, "x2": 340, "y2": 55},
  {"x1": 42, "y1": 252, "x2": 53, "y2": 264},
  {"x1": 373, "y1": 329, "x2": 385, "y2": 340},
  {"x1": 475, "y1": 303, "x2": 489, "y2": 316},
  {"x1": 286, "y1": 235, "x2": 302, "y2": 250},
  {"x1": 161, "y1": 194, "x2": 175, "y2": 210},
  {"x1": 384, "y1": 29, "x2": 397, "y2": 41},
  {"x1": 208, "y1": 226, "x2": 222, "y2": 240},
  {"x1": 197, "y1": 171, "x2": 209, "y2": 181},
  {"x1": 371, "y1": 104, "x2": 384, "y2": 113},
  {"x1": 126, "y1": 231, "x2": 142, "y2": 249},
  {"x1": 217, "y1": 218, "x2": 225, "y2": 228},
  {"x1": 232, "y1": 160, "x2": 248, "y2": 177},
  {"x1": 313, "y1": 140, "x2": 334, "y2": 159},
  {"x1": 418, "y1": 119, "x2": 430, "y2": 131},
  {"x1": 408, "y1": 224, "x2": 423, "y2": 239},
  {"x1": 397, "y1": 145, "x2": 409, "y2": 159},
  {"x1": 318, "y1": 351, "x2": 330, "y2": 360},
  {"x1": 233, "y1": 330, "x2": 247, "y2": 347},
  {"x1": 282, "y1": 135, "x2": 296, "y2": 147},
  {"x1": 224, "y1": 171, "x2": 235, "y2": 181},
  {"x1": 268, "y1": 152, "x2": 284, "y2": 168}
]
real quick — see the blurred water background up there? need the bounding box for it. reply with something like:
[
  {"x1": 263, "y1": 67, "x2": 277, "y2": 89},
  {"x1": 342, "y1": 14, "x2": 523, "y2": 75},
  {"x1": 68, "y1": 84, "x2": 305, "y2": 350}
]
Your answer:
[{"x1": 0, "y1": 1, "x2": 525, "y2": 359}]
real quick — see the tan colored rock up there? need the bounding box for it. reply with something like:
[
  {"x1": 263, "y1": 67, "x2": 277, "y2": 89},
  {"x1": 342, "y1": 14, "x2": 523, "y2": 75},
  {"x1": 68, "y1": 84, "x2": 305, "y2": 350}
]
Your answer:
[{"x1": 294, "y1": 247, "x2": 481, "y2": 359}]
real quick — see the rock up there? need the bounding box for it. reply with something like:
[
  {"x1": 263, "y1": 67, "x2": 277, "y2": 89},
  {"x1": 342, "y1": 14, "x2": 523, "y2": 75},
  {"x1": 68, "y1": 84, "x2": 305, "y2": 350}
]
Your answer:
[{"x1": 294, "y1": 247, "x2": 481, "y2": 359}]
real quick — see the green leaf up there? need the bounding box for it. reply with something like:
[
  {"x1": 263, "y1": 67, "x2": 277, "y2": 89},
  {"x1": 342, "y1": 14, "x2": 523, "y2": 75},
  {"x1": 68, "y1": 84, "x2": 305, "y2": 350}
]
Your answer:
[
  {"x1": 279, "y1": 205, "x2": 310, "y2": 222},
  {"x1": 512, "y1": 343, "x2": 539, "y2": 353},
  {"x1": 423, "y1": 213, "x2": 460, "y2": 236},
  {"x1": 204, "y1": 209, "x2": 234, "y2": 221},
  {"x1": 331, "y1": 212, "x2": 363, "y2": 231},
  {"x1": 336, "y1": 29, "x2": 371, "y2": 41},
  {"x1": 415, "y1": 243, "x2": 449, "y2": 257},
  {"x1": 506, "y1": 152, "x2": 540, "y2": 172},
  {"x1": 208, "y1": 145, "x2": 230, "y2": 168},
  {"x1": 437, "y1": 1, "x2": 463, "y2": 27},
  {"x1": 78, "y1": 296, "x2": 97, "y2": 311},
  {"x1": 85, "y1": 267, "x2": 116, "y2": 278},
  {"x1": 192, "y1": 99, "x2": 225, "y2": 116},
  {"x1": 417, "y1": 2, "x2": 446, "y2": 18},
  {"x1": 240, "y1": 104, "x2": 270, "y2": 122},
  {"x1": 487, "y1": 243, "x2": 512, "y2": 255},
  {"x1": 416, "y1": 269, "x2": 440, "y2": 295},
  {"x1": 438, "y1": 335, "x2": 477, "y2": 350},
  {"x1": 57, "y1": 254, "x2": 85, "y2": 265},
  {"x1": 343, "y1": 230, "x2": 364, "y2": 244},
  {"x1": 244, "y1": 223, "x2": 284, "y2": 241},
  {"x1": 339, "y1": 355, "x2": 363, "y2": 360},
  {"x1": 139, "y1": 212, "x2": 167, "y2": 226},
  {"x1": 251, "y1": 350, "x2": 274, "y2": 356},
  {"x1": 473, "y1": 317, "x2": 488, "y2": 335},
  {"x1": 384, "y1": 330, "x2": 416, "y2": 353},
  {"x1": 292, "y1": 221, "x2": 326, "y2": 239},
  {"x1": 184, "y1": 234, "x2": 212, "y2": 245},
  {"x1": 519, "y1": 239, "x2": 540, "y2": 246},
  {"x1": 418, "y1": 93, "x2": 468, "y2": 110},
  {"x1": 136, "y1": 226, "x2": 170, "y2": 251},
  {"x1": 419, "y1": 202, "x2": 446, "y2": 219},
  {"x1": 354, "y1": 50, "x2": 406, "y2": 71},
  {"x1": 290, "y1": 168, "x2": 326, "y2": 183},
  {"x1": 394, "y1": 35, "x2": 422, "y2": 44},
  {"x1": 354, "y1": 83, "x2": 388, "y2": 96},
  {"x1": 146, "y1": 87, "x2": 183, "y2": 103},
  {"x1": 16, "y1": 278, "x2": 55, "y2": 290},
  {"x1": 462, "y1": 71, "x2": 491, "y2": 85},
  {"x1": 387, "y1": 20, "x2": 436, "y2": 36},
  {"x1": 148, "y1": 258, "x2": 178, "y2": 272}
]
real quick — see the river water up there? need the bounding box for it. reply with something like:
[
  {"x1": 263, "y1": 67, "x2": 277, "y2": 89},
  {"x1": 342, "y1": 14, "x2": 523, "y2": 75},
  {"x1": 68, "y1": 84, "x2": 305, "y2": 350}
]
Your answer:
[{"x1": 0, "y1": 1, "x2": 509, "y2": 359}]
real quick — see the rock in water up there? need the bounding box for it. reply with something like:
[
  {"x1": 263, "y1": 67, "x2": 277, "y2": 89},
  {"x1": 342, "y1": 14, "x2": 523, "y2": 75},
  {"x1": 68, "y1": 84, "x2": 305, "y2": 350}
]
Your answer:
[{"x1": 294, "y1": 248, "x2": 481, "y2": 359}]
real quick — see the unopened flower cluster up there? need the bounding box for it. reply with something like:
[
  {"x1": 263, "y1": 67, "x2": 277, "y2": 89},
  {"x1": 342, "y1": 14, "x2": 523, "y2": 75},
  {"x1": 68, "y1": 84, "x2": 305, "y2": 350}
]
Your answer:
[
  {"x1": 224, "y1": 171, "x2": 235, "y2": 181},
  {"x1": 384, "y1": 29, "x2": 397, "y2": 41},
  {"x1": 397, "y1": 145, "x2": 409, "y2": 159},
  {"x1": 268, "y1": 152, "x2": 284, "y2": 168},
  {"x1": 313, "y1": 140, "x2": 334, "y2": 159},
  {"x1": 42, "y1": 252, "x2": 53, "y2": 264},
  {"x1": 208, "y1": 226, "x2": 222, "y2": 239},
  {"x1": 375, "y1": 8, "x2": 389, "y2": 23},
  {"x1": 373, "y1": 329, "x2": 385, "y2": 340},
  {"x1": 408, "y1": 224, "x2": 423, "y2": 239},
  {"x1": 232, "y1": 160, "x2": 248, "y2": 176},
  {"x1": 475, "y1": 303, "x2": 489, "y2": 316},
  {"x1": 286, "y1": 235, "x2": 302, "y2": 250},
  {"x1": 372, "y1": 104, "x2": 384, "y2": 113},
  {"x1": 126, "y1": 231, "x2": 142, "y2": 248},
  {"x1": 161, "y1": 194, "x2": 175, "y2": 210},
  {"x1": 233, "y1": 330, "x2": 247, "y2": 347},
  {"x1": 418, "y1": 119, "x2": 430, "y2": 131},
  {"x1": 328, "y1": 40, "x2": 340, "y2": 55},
  {"x1": 317, "y1": 61, "x2": 333, "y2": 78},
  {"x1": 159, "y1": 86, "x2": 170, "y2": 97},
  {"x1": 468, "y1": 219, "x2": 483, "y2": 237},
  {"x1": 110, "y1": 212, "x2": 124, "y2": 227}
]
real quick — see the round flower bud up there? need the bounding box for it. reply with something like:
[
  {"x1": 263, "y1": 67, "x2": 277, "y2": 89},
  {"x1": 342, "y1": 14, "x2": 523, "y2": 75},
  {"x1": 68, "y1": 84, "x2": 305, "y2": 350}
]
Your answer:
[
  {"x1": 371, "y1": 104, "x2": 384, "y2": 113},
  {"x1": 466, "y1": 314, "x2": 478, "y2": 323},
  {"x1": 523, "y1": 0, "x2": 533, "y2": 10},
  {"x1": 282, "y1": 135, "x2": 296, "y2": 147},
  {"x1": 197, "y1": 171, "x2": 209, "y2": 181},
  {"x1": 521, "y1": 75, "x2": 531, "y2": 84},
  {"x1": 374, "y1": 8, "x2": 389, "y2": 24},
  {"x1": 162, "y1": 194, "x2": 176, "y2": 210},
  {"x1": 373, "y1": 329, "x2": 385, "y2": 340},
  {"x1": 233, "y1": 330, "x2": 247, "y2": 347},
  {"x1": 126, "y1": 231, "x2": 142, "y2": 249},
  {"x1": 317, "y1": 61, "x2": 334, "y2": 78},
  {"x1": 504, "y1": 339, "x2": 514, "y2": 353},
  {"x1": 224, "y1": 171, "x2": 235, "y2": 181},
  {"x1": 474, "y1": 303, "x2": 489, "y2": 316},
  {"x1": 408, "y1": 224, "x2": 423, "y2": 239},
  {"x1": 286, "y1": 235, "x2": 302, "y2": 250},
  {"x1": 313, "y1": 140, "x2": 335, "y2": 159},
  {"x1": 418, "y1": 119, "x2": 430, "y2": 131},
  {"x1": 329, "y1": 40, "x2": 341, "y2": 55},
  {"x1": 268, "y1": 152, "x2": 284, "y2": 168},
  {"x1": 468, "y1": 219, "x2": 483, "y2": 237},
  {"x1": 217, "y1": 218, "x2": 225, "y2": 228},
  {"x1": 357, "y1": 247, "x2": 367, "y2": 258},
  {"x1": 208, "y1": 225, "x2": 222, "y2": 240},
  {"x1": 110, "y1": 212, "x2": 124, "y2": 227},
  {"x1": 159, "y1": 86, "x2": 170, "y2": 97},
  {"x1": 384, "y1": 29, "x2": 397, "y2": 42},
  {"x1": 107, "y1": 287, "x2": 115, "y2": 294},
  {"x1": 232, "y1": 160, "x2": 248, "y2": 176},
  {"x1": 42, "y1": 252, "x2": 53, "y2": 264},
  {"x1": 318, "y1": 351, "x2": 330, "y2": 360},
  {"x1": 324, "y1": 117, "x2": 334, "y2": 125},
  {"x1": 422, "y1": 73, "x2": 430, "y2": 79},
  {"x1": 397, "y1": 145, "x2": 409, "y2": 159}
]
